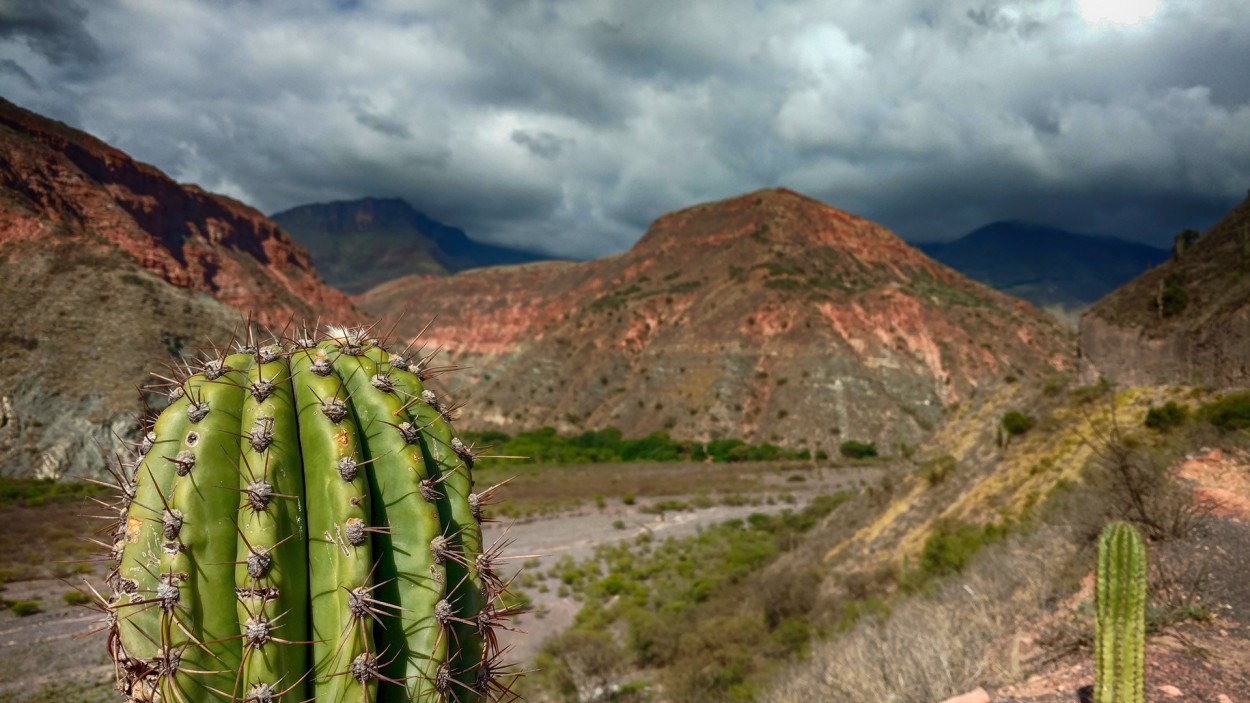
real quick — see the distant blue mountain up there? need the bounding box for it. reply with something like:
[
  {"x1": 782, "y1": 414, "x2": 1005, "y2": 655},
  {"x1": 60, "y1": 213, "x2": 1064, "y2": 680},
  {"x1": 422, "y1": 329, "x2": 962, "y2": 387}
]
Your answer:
[
  {"x1": 271, "y1": 197, "x2": 550, "y2": 295},
  {"x1": 918, "y1": 221, "x2": 1169, "y2": 310}
]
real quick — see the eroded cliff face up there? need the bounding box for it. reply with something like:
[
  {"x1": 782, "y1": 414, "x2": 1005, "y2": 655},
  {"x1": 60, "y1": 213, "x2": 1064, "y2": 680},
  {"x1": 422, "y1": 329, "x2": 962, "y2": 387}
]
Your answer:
[
  {"x1": 0, "y1": 98, "x2": 359, "y2": 478},
  {"x1": 0, "y1": 98, "x2": 356, "y2": 326},
  {"x1": 360, "y1": 189, "x2": 1074, "y2": 454},
  {"x1": 1079, "y1": 195, "x2": 1250, "y2": 389}
]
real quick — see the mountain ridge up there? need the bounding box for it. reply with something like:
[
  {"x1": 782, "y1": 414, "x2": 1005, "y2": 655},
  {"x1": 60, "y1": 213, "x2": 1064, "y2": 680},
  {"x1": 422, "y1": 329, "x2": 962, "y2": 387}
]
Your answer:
[
  {"x1": 358, "y1": 188, "x2": 1075, "y2": 454},
  {"x1": 271, "y1": 196, "x2": 550, "y2": 294},
  {"x1": 918, "y1": 221, "x2": 1168, "y2": 311}
]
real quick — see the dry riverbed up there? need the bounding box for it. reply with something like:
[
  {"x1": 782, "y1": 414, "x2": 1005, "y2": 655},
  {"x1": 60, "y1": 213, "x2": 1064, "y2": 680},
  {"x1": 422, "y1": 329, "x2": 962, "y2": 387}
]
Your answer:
[{"x1": 0, "y1": 461, "x2": 882, "y2": 701}]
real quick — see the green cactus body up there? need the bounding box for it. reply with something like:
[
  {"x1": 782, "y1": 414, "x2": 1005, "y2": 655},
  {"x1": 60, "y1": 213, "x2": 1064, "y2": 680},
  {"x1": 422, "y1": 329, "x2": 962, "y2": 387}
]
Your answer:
[
  {"x1": 113, "y1": 388, "x2": 192, "y2": 669},
  {"x1": 159, "y1": 353, "x2": 252, "y2": 702},
  {"x1": 1094, "y1": 521, "x2": 1147, "y2": 703},
  {"x1": 236, "y1": 351, "x2": 310, "y2": 700},
  {"x1": 371, "y1": 348, "x2": 489, "y2": 693},
  {"x1": 104, "y1": 328, "x2": 513, "y2": 703}
]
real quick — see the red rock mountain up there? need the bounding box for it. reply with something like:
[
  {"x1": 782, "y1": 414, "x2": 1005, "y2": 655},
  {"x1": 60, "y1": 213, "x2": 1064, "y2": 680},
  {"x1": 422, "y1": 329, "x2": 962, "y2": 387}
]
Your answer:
[
  {"x1": 359, "y1": 189, "x2": 1074, "y2": 454},
  {"x1": 0, "y1": 98, "x2": 358, "y2": 478},
  {"x1": 0, "y1": 98, "x2": 355, "y2": 325},
  {"x1": 1080, "y1": 193, "x2": 1250, "y2": 388}
]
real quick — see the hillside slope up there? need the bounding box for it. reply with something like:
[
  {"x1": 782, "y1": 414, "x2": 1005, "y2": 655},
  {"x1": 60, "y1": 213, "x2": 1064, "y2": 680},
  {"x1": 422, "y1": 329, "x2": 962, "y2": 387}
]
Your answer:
[
  {"x1": 1080, "y1": 195, "x2": 1250, "y2": 388},
  {"x1": 359, "y1": 189, "x2": 1074, "y2": 454},
  {"x1": 0, "y1": 98, "x2": 358, "y2": 478}
]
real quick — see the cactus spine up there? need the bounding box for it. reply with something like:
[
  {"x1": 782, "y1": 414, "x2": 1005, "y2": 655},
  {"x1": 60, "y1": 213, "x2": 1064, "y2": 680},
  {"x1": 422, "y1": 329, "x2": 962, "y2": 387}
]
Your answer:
[
  {"x1": 101, "y1": 326, "x2": 516, "y2": 702},
  {"x1": 1094, "y1": 521, "x2": 1147, "y2": 703}
]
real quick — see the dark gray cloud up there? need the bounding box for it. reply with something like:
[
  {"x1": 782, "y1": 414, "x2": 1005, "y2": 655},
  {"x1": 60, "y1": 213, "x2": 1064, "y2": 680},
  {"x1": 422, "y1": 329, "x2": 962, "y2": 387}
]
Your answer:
[
  {"x1": 0, "y1": 0, "x2": 1247, "y2": 259},
  {"x1": 0, "y1": 0, "x2": 100, "y2": 67}
]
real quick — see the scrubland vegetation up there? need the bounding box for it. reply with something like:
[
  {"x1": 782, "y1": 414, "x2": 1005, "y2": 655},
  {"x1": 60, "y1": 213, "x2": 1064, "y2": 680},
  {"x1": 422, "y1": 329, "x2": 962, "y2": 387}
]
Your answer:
[{"x1": 514, "y1": 381, "x2": 1250, "y2": 702}]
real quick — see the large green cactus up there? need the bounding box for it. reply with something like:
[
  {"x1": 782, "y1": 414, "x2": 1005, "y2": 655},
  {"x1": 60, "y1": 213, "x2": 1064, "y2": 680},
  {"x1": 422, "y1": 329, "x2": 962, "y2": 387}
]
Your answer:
[
  {"x1": 1094, "y1": 521, "x2": 1147, "y2": 703},
  {"x1": 100, "y1": 326, "x2": 518, "y2": 702}
]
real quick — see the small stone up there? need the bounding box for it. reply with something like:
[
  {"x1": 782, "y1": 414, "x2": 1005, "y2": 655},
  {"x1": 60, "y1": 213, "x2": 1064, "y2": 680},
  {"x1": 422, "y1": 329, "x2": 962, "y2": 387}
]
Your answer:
[
  {"x1": 1159, "y1": 685, "x2": 1183, "y2": 698},
  {"x1": 1216, "y1": 695, "x2": 1233, "y2": 703}
]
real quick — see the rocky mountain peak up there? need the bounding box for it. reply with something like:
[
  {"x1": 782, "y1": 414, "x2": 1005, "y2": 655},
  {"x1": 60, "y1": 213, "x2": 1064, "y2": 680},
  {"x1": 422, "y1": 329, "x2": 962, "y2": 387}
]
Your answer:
[{"x1": 359, "y1": 189, "x2": 1073, "y2": 453}]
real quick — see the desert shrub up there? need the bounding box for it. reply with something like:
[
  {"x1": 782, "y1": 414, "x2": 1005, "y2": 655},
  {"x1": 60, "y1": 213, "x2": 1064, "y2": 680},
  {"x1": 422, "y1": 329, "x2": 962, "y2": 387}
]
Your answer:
[
  {"x1": 9, "y1": 600, "x2": 41, "y2": 617},
  {"x1": 536, "y1": 629, "x2": 628, "y2": 700},
  {"x1": 1159, "y1": 274, "x2": 1189, "y2": 317},
  {"x1": 1144, "y1": 401, "x2": 1189, "y2": 431},
  {"x1": 765, "y1": 527, "x2": 1077, "y2": 703},
  {"x1": 1001, "y1": 410, "x2": 1035, "y2": 436},
  {"x1": 918, "y1": 522, "x2": 1007, "y2": 578},
  {"x1": 839, "y1": 440, "x2": 877, "y2": 459},
  {"x1": 1198, "y1": 391, "x2": 1250, "y2": 432},
  {"x1": 1076, "y1": 401, "x2": 1206, "y2": 542},
  {"x1": 917, "y1": 455, "x2": 957, "y2": 486}
]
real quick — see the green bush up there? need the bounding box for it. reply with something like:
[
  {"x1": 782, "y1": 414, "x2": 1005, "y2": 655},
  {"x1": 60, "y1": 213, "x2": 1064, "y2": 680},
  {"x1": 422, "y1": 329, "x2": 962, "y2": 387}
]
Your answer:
[
  {"x1": 1198, "y1": 391, "x2": 1250, "y2": 432},
  {"x1": 1001, "y1": 411, "x2": 1035, "y2": 437},
  {"x1": 839, "y1": 440, "x2": 878, "y2": 459},
  {"x1": 1144, "y1": 401, "x2": 1189, "y2": 431}
]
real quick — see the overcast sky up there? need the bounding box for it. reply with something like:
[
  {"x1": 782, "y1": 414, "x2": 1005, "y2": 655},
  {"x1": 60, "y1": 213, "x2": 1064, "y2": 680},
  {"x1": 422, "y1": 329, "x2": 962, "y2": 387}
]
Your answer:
[{"x1": 1, "y1": 0, "x2": 1247, "y2": 258}]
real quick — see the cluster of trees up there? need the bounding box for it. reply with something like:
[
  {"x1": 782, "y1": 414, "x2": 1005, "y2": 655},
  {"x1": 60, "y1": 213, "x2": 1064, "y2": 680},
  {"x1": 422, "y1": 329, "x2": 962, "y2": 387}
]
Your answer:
[{"x1": 460, "y1": 427, "x2": 824, "y2": 465}]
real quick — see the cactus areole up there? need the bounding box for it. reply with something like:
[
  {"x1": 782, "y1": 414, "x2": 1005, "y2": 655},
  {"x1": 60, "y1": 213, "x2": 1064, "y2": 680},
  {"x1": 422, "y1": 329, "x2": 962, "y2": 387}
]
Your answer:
[{"x1": 101, "y1": 326, "x2": 517, "y2": 702}]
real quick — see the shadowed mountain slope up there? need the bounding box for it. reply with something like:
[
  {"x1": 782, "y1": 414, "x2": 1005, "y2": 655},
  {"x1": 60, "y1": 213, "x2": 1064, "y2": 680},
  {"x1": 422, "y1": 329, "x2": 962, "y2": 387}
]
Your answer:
[
  {"x1": 271, "y1": 197, "x2": 549, "y2": 294},
  {"x1": 919, "y1": 222, "x2": 1168, "y2": 311}
]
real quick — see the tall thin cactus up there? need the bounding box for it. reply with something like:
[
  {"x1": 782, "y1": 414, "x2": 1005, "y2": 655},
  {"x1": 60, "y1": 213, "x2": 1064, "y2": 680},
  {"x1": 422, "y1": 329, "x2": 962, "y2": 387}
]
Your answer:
[{"x1": 1094, "y1": 521, "x2": 1147, "y2": 703}]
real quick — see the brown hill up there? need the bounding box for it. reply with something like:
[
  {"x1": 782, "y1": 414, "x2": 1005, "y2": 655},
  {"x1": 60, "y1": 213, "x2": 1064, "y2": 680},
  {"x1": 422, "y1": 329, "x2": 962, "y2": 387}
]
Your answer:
[
  {"x1": 0, "y1": 98, "x2": 359, "y2": 478},
  {"x1": 1080, "y1": 193, "x2": 1250, "y2": 387},
  {"x1": 358, "y1": 189, "x2": 1074, "y2": 454}
]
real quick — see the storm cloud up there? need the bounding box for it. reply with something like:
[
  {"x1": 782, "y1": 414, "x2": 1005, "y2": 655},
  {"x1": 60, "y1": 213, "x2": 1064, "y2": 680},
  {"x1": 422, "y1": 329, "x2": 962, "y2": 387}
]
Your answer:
[{"x1": 1, "y1": 0, "x2": 1247, "y2": 258}]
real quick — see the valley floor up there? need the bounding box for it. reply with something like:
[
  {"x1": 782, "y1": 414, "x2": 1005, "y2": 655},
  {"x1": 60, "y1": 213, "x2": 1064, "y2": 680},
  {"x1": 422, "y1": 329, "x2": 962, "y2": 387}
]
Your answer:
[{"x1": 0, "y1": 461, "x2": 879, "y2": 702}]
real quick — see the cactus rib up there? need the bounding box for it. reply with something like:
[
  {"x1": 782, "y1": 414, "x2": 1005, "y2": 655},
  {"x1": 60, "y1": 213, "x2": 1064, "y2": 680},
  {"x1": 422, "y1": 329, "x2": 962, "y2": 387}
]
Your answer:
[{"x1": 100, "y1": 326, "x2": 517, "y2": 703}]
